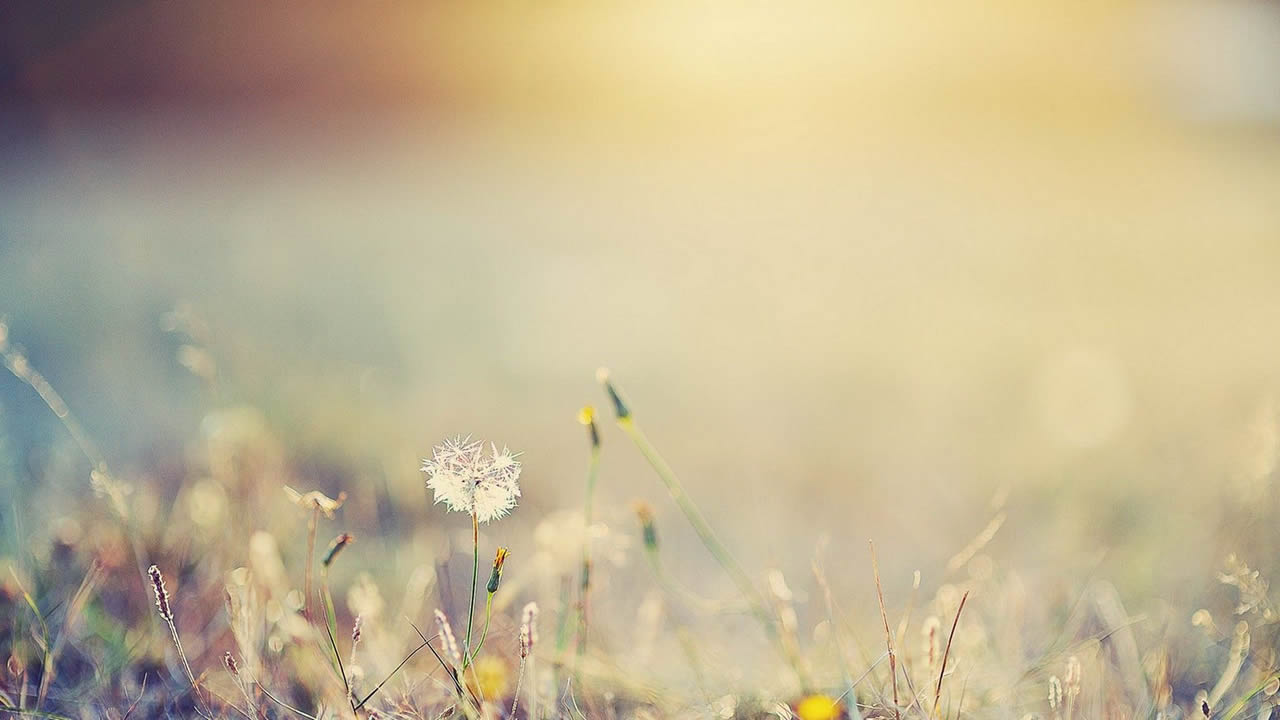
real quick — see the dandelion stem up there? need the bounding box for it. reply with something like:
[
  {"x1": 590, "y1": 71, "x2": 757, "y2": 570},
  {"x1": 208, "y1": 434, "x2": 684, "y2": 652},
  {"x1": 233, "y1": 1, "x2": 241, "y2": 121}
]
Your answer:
[{"x1": 463, "y1": 512, "x2": 479, "y2": 669}]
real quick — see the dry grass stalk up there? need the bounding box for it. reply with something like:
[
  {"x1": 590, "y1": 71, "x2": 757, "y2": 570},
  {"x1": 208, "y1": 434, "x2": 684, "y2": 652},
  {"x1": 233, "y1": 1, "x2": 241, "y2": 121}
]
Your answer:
[
  {"x1": 932, "y1": 590, "x2": 969, "y2": 717},
  {"x1": 148, "y1": 565, "x2": 211, "y2": 717},
  {"x1": 870, "y1": 541, "x2": 900, "y2": 720},
  {"x1": 514, "y1": 601, "x2": 540, "y2": 719}
]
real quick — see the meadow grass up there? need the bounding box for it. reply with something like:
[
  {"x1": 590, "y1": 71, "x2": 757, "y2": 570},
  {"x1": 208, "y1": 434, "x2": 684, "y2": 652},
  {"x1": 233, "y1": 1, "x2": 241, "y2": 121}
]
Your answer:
[{"x1": 1, "y1": 319, "x2": 1278, "y2": 719}]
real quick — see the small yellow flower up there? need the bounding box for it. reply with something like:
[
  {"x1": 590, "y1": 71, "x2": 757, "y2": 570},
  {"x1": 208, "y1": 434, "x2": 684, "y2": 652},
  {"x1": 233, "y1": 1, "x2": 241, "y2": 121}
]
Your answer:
[
  {"x1": 465, "y1": 655, "x2": 511, "y2": 700},
  {"x1": 796, "y1": 694, "x2": 842, "y2": 720}
]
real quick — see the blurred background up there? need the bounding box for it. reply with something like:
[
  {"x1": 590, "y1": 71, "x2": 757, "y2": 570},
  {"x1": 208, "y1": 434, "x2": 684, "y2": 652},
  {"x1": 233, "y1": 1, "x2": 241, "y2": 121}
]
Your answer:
[{"x1": 2, "y1": 0, "x2": 1280, "y2": 699}]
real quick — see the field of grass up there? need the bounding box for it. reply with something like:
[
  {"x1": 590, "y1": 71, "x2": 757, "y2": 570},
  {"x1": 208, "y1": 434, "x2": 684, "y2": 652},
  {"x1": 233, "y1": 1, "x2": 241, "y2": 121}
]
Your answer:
[
  {"x1": 3, "y1": 2, "x2": 1280, "y2": 718},
  {"x1": 1, "y1": 311, "x2": 1278, "y2": 720}
]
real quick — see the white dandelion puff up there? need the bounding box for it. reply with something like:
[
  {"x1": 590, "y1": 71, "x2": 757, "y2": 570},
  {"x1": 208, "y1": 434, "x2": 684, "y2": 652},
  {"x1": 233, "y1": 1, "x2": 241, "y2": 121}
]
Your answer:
[{"x1": 421, "y1": 436, "x2": 523, "y2": 523}]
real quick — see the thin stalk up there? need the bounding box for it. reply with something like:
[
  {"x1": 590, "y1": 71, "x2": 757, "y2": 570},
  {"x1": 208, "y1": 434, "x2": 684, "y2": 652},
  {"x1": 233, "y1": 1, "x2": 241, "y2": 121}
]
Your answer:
[
  {"x1": 303, "y1": 507, "x2": 319, "y2": 623},
  {"x1": 577, "y1": 407, "x2": 602, "y2": 672},
  {"x1": 352, "y1": 638, "x2": 431, "y2": 710},
  {"x1": 933, "y1": 591, "x2": 969, "y2": 718},
  {"x1": 2, "y1": 325, "x2": 150, "y2": 605},
  {"x1": 577, "y1": 436, "x2": 601, "y2": 663},
  {"x1": 815, "y1": 557, "x2": 863, "y2": 720},
  {"x1": 551, "y1": 574, "x2": 574, "y2": 705},
  {"x1": 468, "y1": 593, "x2": 495, "y2": 663},
  {"x1": 600, "y1": 374, "x2": 795, "y2": 679},
  {"x1": 641, "y1": 543, "x2": 740, "y2": 613},
  {"x1": 225, "y1": 666, "x2": 260, "y2": 720},
  {"x1": 463, "y1": 512, "x2": 479, "y2": 668},
  {"x1": 407, "y1": 622, "x2": 480, "y2": 718},
  {"x1": 318, "y1": 573, "x2": 341, "y2": 672},
  {"x1": 615, "y1": 416, "x2": 778, "y2": 640},
  {"x1": 165, "y1": 614, "x2": 212, "y2": 718},
  {"x1": 1216, "y1": 675, "x2": 1280, "y2": 720},
  {"x1": 9, "y1": 569, "x2": 54, "y2": 712},
  {"x1": 870, "y1": 541, "x2": 900, "y2": 720},
  {"x1": 317, "y1": 587, "x2": 351, "y2": 712},
  {"x1": 256, "y1": 683, "x2": 318, "y2": 720},
  {"x1": 512, "y1": 656, "x2": 528, "y2": 718}
]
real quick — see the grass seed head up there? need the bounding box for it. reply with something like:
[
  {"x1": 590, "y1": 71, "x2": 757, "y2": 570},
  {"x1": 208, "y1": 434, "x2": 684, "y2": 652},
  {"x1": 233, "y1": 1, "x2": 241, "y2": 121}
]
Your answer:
[
  {"x1": 922, "y1": 616, "x2": 942, "y2": 668},
  {"x1": 520, "y1": 602, "x2": 539, "y2": 659},
  {"x1": 435, "y1": 608, "x2": 462, "y2": 668},
  {"x1": 148, "y1": 565, "x2": 173, "y2": 621},
  {"x1": 223, "y1": 651, "x2": 239, "y2": 676},
  {"x1": 1064, "y1": 656, "x2": 1082, "y2": 698}
]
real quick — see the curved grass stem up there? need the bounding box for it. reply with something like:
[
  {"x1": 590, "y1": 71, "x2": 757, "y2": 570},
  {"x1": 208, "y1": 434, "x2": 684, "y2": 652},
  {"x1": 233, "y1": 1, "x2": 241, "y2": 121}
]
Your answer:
[{"x1": 617, "y1": 418, "x2": 778, "y2": 626}]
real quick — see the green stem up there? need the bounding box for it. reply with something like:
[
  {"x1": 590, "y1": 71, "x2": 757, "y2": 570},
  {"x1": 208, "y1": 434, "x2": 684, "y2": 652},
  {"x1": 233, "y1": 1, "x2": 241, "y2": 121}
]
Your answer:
[
  {"x1": 642, "y1": 545, "x2": 738, "y2": 614},
  {"x1": 468, "y1": 593, "x2": 495, "y2": 662},
  {"x1": 617, "y1": 417, "x2": 777, "y2": 638},
  {"x1": 464, "y1": 513, "x2": 479, "y2": 669},
  {"x1": 577, "y1": 444, "x2": 601, "y2": 662}
]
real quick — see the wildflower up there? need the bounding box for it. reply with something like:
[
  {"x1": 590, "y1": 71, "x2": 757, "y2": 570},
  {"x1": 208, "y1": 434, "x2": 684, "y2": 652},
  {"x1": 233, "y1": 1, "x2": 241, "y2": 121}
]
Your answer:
[
  {"x1": 795, "y1": 694, "x2": 841, "y2": 720},
  {"x1": 283, "y1": 486, "x2": 347, "y2": 518},
  {"x1": 487, "y1": 547, "x2": 509, "y2": 594},
  {"x1": 421, "y1": 437, "x2": 522, "y2": 523},
  {"x1": 579, "y1": 406, "x2": 600, "y2": 448},
  {"x1": 465, "y1": 655, "x2": 511, "y2": 700}
]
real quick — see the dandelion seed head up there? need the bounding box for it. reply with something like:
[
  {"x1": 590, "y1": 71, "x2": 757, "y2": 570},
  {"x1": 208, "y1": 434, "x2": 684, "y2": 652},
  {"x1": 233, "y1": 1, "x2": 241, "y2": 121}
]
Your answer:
[{"x1": 421, "y1": 436, "x2": 522, "y2": 523}]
